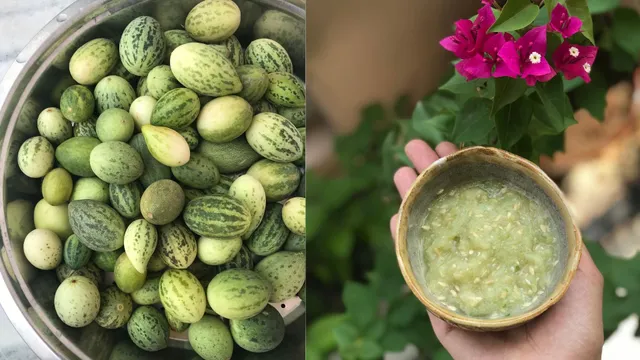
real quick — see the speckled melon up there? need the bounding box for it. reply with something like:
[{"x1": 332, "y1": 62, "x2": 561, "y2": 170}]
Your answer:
[
  {"x1": 188, "y1": 315, "x2": 234, "y2": 360},
  {"x1": 230, "y1": 304, "x2": 285, "y2": 353},
  {"x1": 179, "y1": 126, "x2": 200, "y2": 150},
  {"x1": 245, "y1": 112, "x2": 303, "y2": 162},
  {"x1": 60, "y1": 85, "x2": 95, "y2": 123},
  {"x1": 71, "y1": 177, "x2": 109, "y2": 203},
  {"x1": 54, "y1": 275, "x2": 101, "y2": 328},
  {"x1": 185, "y1": 0, "x2": 241, "y2": 43},
  {"x1": 114, "y1": 252, "x2": 147, "y2": 293},
  {"x1": 223, "y1": 35, "x2": 244, "y2": 67},
  {"x1": 218, "y1": 245, "x2": 253, "y2": 271},
  {"x1": 141, "y1": 125, "x2": 191, "y2": 167},
  {"x1": 150, "y1": 88, "x2": 200, "y2": 130},
  {"x1": 206, "y1": 268, "x2": 271, "y2": 320},
  {"x1": 119, "y1": 16, "x2": 166, "y2": 76},
  {"x1": 95, "y1": 286, "x2": 133, "y2": 329},
  {"x1": 246, "y1": 159, "x2": 300, "y2": 201},
  {"x1": 68, "y1": 200, "x2": 125, "y2": 251},
  {"x1": 198, "y1": 137, "x2": 262, "y2": 174},
  {"x1": 282, "y1": 197, "x2": 305, "y2": 236},
  {"x1": 69, "y1": 38, "x2": 119, "y2": 85},
  {"x1": 89, "y1": 141, "x2": 144, "y2": 185},
  {"x1": 37, "y1": 107, "x2": 72, "y2": 145},
  {"x1": 229, "y1": 174, "x2": 266, "y2": 239},
  {"x1": 73, "y1": 116, "x2": 98, "y2": 138},
  {"x1": 278, "y1": 106, "x2": 305, "y2": 127},
  {"x1": 196, "y1": 95, "x2": 253, "y2": 143},
  {"x1": 255, "y1": 251, "x2": 305, "y2": 302},
  {"x1": 109, "y1": 182, "x2": 142, "y2": 219},
  {"x1": 23, "y1": 228, "x2": 62, "y2": 270},
  {"x1": 18, "y1": 136, "x2": 54, "y2": 178},
  {"x1": 235, "y1": 65, "x2": 269, "y2": 105},
  {"x1": 127, "y1": 306, "x2": 169, "y2": 352},
  {"x1": 63, "y1": 234, "x2": 93, "y2": 270},
  {"x1": 34, "y1": 199, "x2": 73, "y2": 239},
  {"x1": 265, "y1": 72, "x2": 305, "y2": 107},
  {"x1": 163, "y1": 29, "x2": 194, "y2": 64},
  {"x1": 131, "y1": 277, "x2": 161, "y2": 305},
  {"x1": 124, "y1": 219, "x2": 158, "y2": 273},
  {"x1": 246, "y1": 203, "x2": 289, "y2": 256},
  {"x1": 159, "y1": 269, "x2": 206, "y2": 323},
  {"x1": 147, "y1": 65, "x2": 181, "y2": 99},
  {"x1": 97, "y1": 108, "x2": 135, "y2": 143},
  {"x1": 158, "y1": 222, "x2": 197, "y2": 269},
  {"x1": 128, "y1": 133, "x2": 172, "y2": 188},
  {"x1": 94, "y1": 75, "x2": 137, "y2": 113},
  {"x1": 140, "y1": 179, "x2": 185, "y2": 225},
  {"x1": 171, "y1": 153, "x2": 220, "y2": 190},
  {"x1": 129, "y1": 96, "x2": 157, "y2": 130},
  {"x1": 197, "y1": 236, "x2": 242, "y2": 266},
  {"x1": 245, "y1": 38, "x2": 293, "y2": 74},
  {"x1": 93, "y1": 249, "x2": 121, "y2": 272}
]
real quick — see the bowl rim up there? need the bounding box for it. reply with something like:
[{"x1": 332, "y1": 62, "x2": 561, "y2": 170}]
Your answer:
[{"x1": 394, "y1": 146, "x2": 583, "y2": 331}]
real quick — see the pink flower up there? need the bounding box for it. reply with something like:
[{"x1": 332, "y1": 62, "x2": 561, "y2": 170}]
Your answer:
[
  {"x1": 497, "y1": 26, "x2": 556, "y2": 86},
  {"x1": 455, "y1": 33, "x2": 520, "y2": 80},
  {"x1": 440, "y1": 5, "x2": 496, "y2": 59},
  {"x1": 548, "y1": 4, "x2": 582, "y2": 39},
  {"x1": 553, "y1": 41, "x2": 598, "y2": 83}
]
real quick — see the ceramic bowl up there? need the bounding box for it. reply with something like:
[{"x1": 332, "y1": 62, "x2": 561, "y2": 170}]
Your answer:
[{"x1": 395, "y1": 146, "x2": 582, "y2": 331}]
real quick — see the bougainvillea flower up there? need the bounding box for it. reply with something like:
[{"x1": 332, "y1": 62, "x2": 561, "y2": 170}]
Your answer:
[
  {"x1": 454, "y1": 33, "x2": 520, "y2": 81},
  {"x1": 440, "y1": 5, "x2": 496, "y2": 59},
  {"x1": 548, "y1": 3, "x2": 582, "y2": 39},
  {"x1": 485, "y1": 33, "x2": 520, "y2": 78},
  {"x1": 553, "y1": 41, "x2": 598, "y2": 82},
  {"x1": 498, "y1": 26, "x2": 555, "y2": 86}
]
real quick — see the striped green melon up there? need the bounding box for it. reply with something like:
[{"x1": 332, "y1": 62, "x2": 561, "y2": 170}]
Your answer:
[
  {"x1": 166, "y1": 310, "x2": 189, "y2": 332},
  {"x1": 164, "y1": 30, "x2": 195, "y2": 64},
  {"x1": 115, "y1": 252, "x2": 147, "y2": 293},
  {"x1": 184, "y1": 188, "x2": 208, "y2": 202},
  {"x1": 141, "y1": 125, "x2": 191, "y2": 167},
  {"x1": 129, "y1": 133, "x2": 172, "y2": 188},
  {"x1": 110, "y1": 60, "x2": 137, "y2": 82},
  {"x1": 282, "y1": 197, "x2": 305, "y2": 235},
  {"x1": 246, "y1": 112, "x2": 303, "y2": 162},
  {"x1": 124, "y1": 219, "x2": 158, "y2": 273},
  {"x1": 51, "y1": 74, "x2": 77, "y2": 107},
  {"x1": 68, "y1": 200, "x2": 125, "y2": 251},
  {"x1": 171, "y1": 153, "x2": 220, "y2": 190},
  {"x1": 170, "y1": 42, "x2": 242, "y2": 96},
  {"x1": 150, "y1": 88, "x2": 200, "y2": 129},
  {"x1": 188, "y1": 315, "x2": 234, "y2": 360},
  {"x1": 127, "y1": 306, "x2": 169, "y2": 352},
  {"x1": 265, "y1": 72, "x2": 305, "y2": 107},
  {"x1": 206, "y1": 268, "x2": 271, "y2": 320},
  {"x1": 185, "y1": 0, "x2": 241, "y2": 43},
  {"x1": 56, "y1": 136, "x2": 101, "y2": 177},
  {"x1": 129, "y1": 96, "x2": 156, "y2": 130},
  {"x1": 18, "y1": 136, "x2": 54, "y2": 178},
  {"x1": 131, "y1": 277, "x2": 161, "y2": 305},
  {"x1": 196, "y1": 95, "x2": 253, "y2": 143},
  {"x1": 278, "y1": 106, "x2": 305, "y2": 127},
  {"x1": 197, "y1": 236, "x2": 242, "y2": 265},
  {"x1": 246, "y1": 203, "x2": 289, "y2": 256},
  {"x1": 223, "y1": 35, "x2": 244, "y2": 66},
  {"x1": 41, "y1": 168, "x2": 73, "y2": 205},
  {"x1": 236, "y1": 65, "x2": 269, "y2": 104},
  {"x1": 140, "y1": 179, "x2": 185, "y2": 225},
  {"x1": 254, "y1": 10, "x2": 305, "y2": 71},
  {"x1": 246, "y1": 159, "x2": 300, "y2": 201},
  {"x1": 71, "y1": 177, "x2": 109, "y2": 203},
  {"x1": 34, "y1": 199, "x2": 72, "y2": 239},
  {"x1": 158, "y1": 222, "x2": 197, "y2": 269},
  {"x1": 16, "y1": 97, "x2": 42, "y2": 136},
  {"x1": 54, "y1": 276, "x2": 101, "y2": 327},
  {"x1": 57, "y1": 263, "x2": 103, "y2": 288},
  {"x1": 37, "y1": 107, "x2": 72, "y2": 145},
  {"x1": 218, "y1": 245, "x2": 253, "y2": 271},
  {"x1": 60, "y1": 85, "x2": 95, "y2": 122},
  {"x1": 229, "y1": 175, "x2": 266, "y2": 239},
  {"x1": 230, "y1": 304, "x2": 285, "y2": 353},
  {"x1": 284, "y1": 232, "x2": 305, "y2": 252},
  {"x1": 209, "y1": 43, "x2": 231, "y2": 58},
  {"x1": 96, "y1": 108, "x2": 135, "y2": 142},
  {"x1": 109, "y1": 182, "x2": 142, "y2": 218},
  {"x1": 69, "y1": 38, "x2": 119, "y2": 85},
  {"x1": 137, "y1": 77, "x2": 151, "y2": 97},
  {"x1": 198, "y1": 137, "x2": 262, "y2": 174},
  {"x1": 89, "y1": 141, "x2": 144, "y2": 184},
  {"x1": 147, "y1": 65, "x2": 181, "y2": 99},
  {"x1": 95, "y1": 286, "x2": 133, "y2": 329},
  {"x1": 179, "y1": 126, "x2": 200, "y2": 150},
  {"x1": 252, "y1": 99, "x2": 277, "y2": 114},
  {"x1": 245, "y1": 39, "x2": 293, "y2": 74},
  {"x1": 255, "y1": 251, "x2": 305, "y2": 302},
  {"x1": 92, "y1": 249, "x2": 121, "y2": 272},
  {"x1": 73, "y1": 116, "x2": 98, "y2": 138},
  {"x1": 63, "y1": 234, "x2": 93, "y2": 270},
  {"x1": 94, "y1": 75, "x2": 137, "y2": 113},
  {"x1": 120, "y1": 16, "x2": 166, "y2": 76},
  {"x1": 183, "y1": 194, "x2": 251, "y2": 238},
  {"x1": 159, "y1": 269, "x2": 206, "y2": 323}
]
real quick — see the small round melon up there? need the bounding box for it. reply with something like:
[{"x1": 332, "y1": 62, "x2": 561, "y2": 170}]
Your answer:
[
  {"x1": 129, "y1": 96, "x2": 157, "y2": 130},
  {"x1": 114, "y1": 252, "x2": 147, "y2": 293},
  {"x1": 23, "y1": 228, "x2": 62, "y2": 270},
  {"x1": 196, "y1": 95, "x2": 253, "y2": 143},
  {"x1": 197, "y1": 236, "x2": 242, "y2": 265},
  {"x1": 54, "y1": 275, "x2": 100, "y2": 327},
  {"x1": 70, "y1": 177, "x2": 109, "y2": 203},
  {"x1": 188, "y1": 315, "x2": 234, "y2": 360},
  {"x1": 60, "y1": 85, "x2": 95, "y2": 122},
  {"x1": 96, "y1": 108, "x2": 135, "y2": 142},
  {"x1": 282, "y1": 197, "x2": 305, "y2": 236},
  {"x1": 95, "y1": 286, "x2": 133, "y2": 329},
  {"x1": 140, "y1": 179, "x2": 185, "y2": 225},
  {"x1": 37, "y1": 107, "x2": 72, "y2": 145},
  {"x1": 147, "y1": 65, "x2": 181, "y2": 99},
  {"x1": 127, "y1": 306, "x2": 169, "y2": 352},
  {"x1": 41, "y1": 168, "x2": 73, "y2": 206},
  {"x1": 34, "y1": 199, "x2": 72, "y2": 239},
  {"x1": 18, "y1": 136, "x2": 54, "y2": 178},
  {"x1": 207, "y1": 269, "x2": 271, "y2": 320},
  {"x1": 230, "y1": 304, "x2": 285, "y2": 353}
]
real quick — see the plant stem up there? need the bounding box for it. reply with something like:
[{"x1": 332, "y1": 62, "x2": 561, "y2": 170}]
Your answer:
[{"x1": 492, "y1": 0, "x2": 502, "y2": 10}]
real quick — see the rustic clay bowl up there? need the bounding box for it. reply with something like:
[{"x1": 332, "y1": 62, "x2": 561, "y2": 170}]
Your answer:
[{"x1": 395, "y1": 146, "x2": 582, "y2": 331}]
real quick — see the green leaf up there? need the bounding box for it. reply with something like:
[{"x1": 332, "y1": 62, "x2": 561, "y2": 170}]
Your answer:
[
  {"x1": 533, "y1": 6, "x2": 550, "y2": 26},
  {"x1": 587, "y1": 0, "x2": 619, "y2": 14},
  {"x1": 547, "y1": 0, "x2": 559, "y2": 18},
  {"x1": 572, "y1": 69, "x2": 606, "y2": 121},
  {"x1": 380, "y1": 331, "x2": 409, "y2": 352},
  {"x1": 610, "y1": 44, "x2": 637, "y2": 73},
  {"x1": 358, "y1": 339, "x2": 384, "y2": 360},
  {"x1": 611, "y1": 8, "x2": 640, "y2": 60},
  {"x1": 511, "y1": 135, "x2": 534, "y2": 161},
  {"x1": 534, "y1": 77, "x2": 576, "y2": 133},
  {"x1": 440, "y1": 73, "x2": 483, "y2": 96},
  {"x1": 489, "y1": 0, "x2": 539, "y2": 33},
  {"x1": 308, "y1": 314, "x2": 346, "y2": 353},
  {"x1": 388, "y1": 297, "x2": 424, "y2": 327},
  {"x1": 333, "y1": 321, "x2": 359, "y2": 349},
  {"x1": 563, "y1": 77, "x2": 584, "y2": 92},
  {"x1": 492, "y1": 77, "x2": 528, "y2": 114},
  {"x1": 451, "y1": 98, "x2": 494, "y2": 143},
  {"x1": 343, "y1": 282, "x2": 378, "y2": 329},
  {"x1": 495, "y1": 96, "x2": 533, "y2": 149},
  {"x1": 533, "y1": 132, "x2": 565, "y2": 157},
  {"x1": 364, "y1": 319, "x2": 386, "y2": 341},
  {"x1": 566, "y1": 0, "x2": 595, "y2": 44},
  {"x1": 411, "y1": 114, "x2": 454, "y2": 146}
]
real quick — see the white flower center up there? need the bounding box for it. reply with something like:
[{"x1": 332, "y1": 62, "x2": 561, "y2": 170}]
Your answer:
[
  {"x1": 583, "y1": 62, "x2": 591, "y2": 73},
  {"x1": 569, "y1": 47, "x2": 579, "y2": 58},
  {"x1": 529, "y1": 52, "x2": 541, "y2": 64}
]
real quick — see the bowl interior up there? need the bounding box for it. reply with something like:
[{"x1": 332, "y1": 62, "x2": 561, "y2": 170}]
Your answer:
[
  {"x1": 398, "y1": 147, "x2": 580, "y2": 330},
  {"x1": 0, "y1": 0, "x2": 305, "y2": 359}
]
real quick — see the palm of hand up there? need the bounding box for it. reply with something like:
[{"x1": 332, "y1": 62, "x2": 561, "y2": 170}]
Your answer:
[{"x1": 391, "y1": 140, "x2": 604, "y2": 360}]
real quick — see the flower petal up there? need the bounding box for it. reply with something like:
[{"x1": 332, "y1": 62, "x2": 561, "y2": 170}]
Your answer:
[
  {"x1": 483, "y1": 33, "x2": 506, "y2": 58},
  {"x1": 562, "y1": 17, "x2": 583, "y2": 38},
  {"x1": 517, "y1": 26, "x2": 547, "y2": 54},
  {"x1": 476, "y1": 5, "x2": 496, "y2": 30},
  {"x1": 497, "y1": 41, "x2": 521, "y2": 75},
  {"x1": 456, "y1": 55, "x2": 492, "y2": 80},
  {"x1": 550, "y1": 4, "x2": 569, "y2": 32},
  {"x1": 523, "y1": 57, "x2": 553, "y2": 77}
]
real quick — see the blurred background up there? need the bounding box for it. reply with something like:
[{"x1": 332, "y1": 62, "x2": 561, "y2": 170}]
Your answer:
[{"x1": 306, "y1": 0, "x2": 640, "y2": 359}]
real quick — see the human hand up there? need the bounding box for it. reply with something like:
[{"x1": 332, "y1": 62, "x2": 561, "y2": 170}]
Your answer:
[{"x1": 390, "y1": 139, "x2": 604, "y2": 360}]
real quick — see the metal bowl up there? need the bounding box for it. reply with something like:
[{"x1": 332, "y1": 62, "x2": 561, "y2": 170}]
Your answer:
[{"x1": 0, "y1": 1, "x2": 305, "y2": 359}]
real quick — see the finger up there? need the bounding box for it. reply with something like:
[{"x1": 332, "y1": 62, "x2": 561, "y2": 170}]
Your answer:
[
  {"x1": 405, "y1": 139, "x2": 439, "y2": 173},
  {"x1": 390, "y1": 214, "x2": 398, "y2": 242},
  {"x1": 394, "y1": 167, "x2": 417, "y2": 199},
  {"x1": 428, "y1": 311, "x2": 502, "y2": 356},
  {"x1": 435, "y1": 142, "x2": 458, "y2": 157}
]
